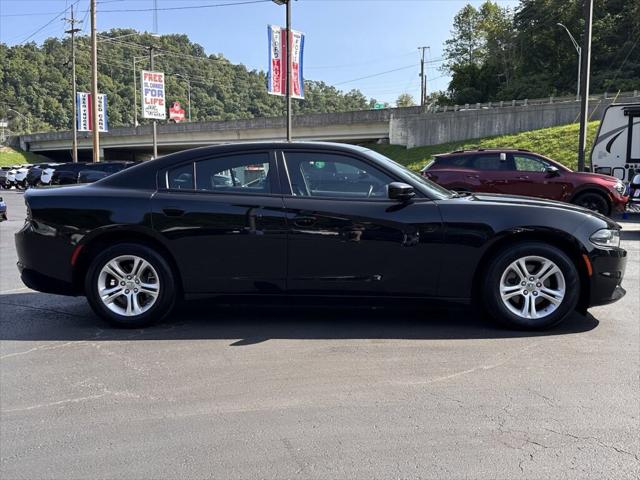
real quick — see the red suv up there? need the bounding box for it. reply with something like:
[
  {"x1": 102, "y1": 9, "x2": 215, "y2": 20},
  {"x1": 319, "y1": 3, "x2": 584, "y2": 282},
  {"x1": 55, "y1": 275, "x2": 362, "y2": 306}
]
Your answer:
[{"x1": 422, "y1": 149, "x2": 628, "y2": 216}]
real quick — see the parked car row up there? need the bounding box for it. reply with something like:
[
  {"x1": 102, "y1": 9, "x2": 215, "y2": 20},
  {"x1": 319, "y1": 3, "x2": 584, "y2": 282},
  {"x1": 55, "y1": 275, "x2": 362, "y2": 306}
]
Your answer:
[
  {"x1": 420, "y1": 148, "x2": 629, "y2": 216},
  {"x1": 0, "y1": 161, "x2": 138, "y2": 189}
]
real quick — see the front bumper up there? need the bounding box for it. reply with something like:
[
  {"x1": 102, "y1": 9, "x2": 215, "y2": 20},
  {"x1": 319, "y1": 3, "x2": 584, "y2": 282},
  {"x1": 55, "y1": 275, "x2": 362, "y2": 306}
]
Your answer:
[{"x1": 588, "y1": 246, "x2": 627, "y2": 307}]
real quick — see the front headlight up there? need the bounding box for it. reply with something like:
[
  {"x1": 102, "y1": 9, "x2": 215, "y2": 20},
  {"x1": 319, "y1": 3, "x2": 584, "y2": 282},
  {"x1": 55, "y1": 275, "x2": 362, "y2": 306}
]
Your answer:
[
  {"x1": 590, "y1": 228, "x2": 620, "y2": 248},
  {"x1": 614, "y1": 180, "x2": 626, "y2": 195}
]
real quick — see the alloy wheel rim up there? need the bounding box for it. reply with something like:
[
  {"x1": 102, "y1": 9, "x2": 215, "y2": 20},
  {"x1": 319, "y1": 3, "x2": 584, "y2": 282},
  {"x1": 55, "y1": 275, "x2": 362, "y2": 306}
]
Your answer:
[
  {"x1": 499, "y1": 255, "x2": 565, "y2": 320},
  {"x1": 97, "y1": 255, "x2": 160, "y2": 317}
]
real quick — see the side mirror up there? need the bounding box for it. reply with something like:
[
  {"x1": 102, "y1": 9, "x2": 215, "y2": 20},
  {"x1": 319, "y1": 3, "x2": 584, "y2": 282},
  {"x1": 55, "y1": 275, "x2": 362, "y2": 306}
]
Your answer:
[
  {"x1": 545, "y1": 166, "x2": 560, "y2": 176},
  {"x1": 388, "y1": 182, "x2": 415, "y2": 202}
]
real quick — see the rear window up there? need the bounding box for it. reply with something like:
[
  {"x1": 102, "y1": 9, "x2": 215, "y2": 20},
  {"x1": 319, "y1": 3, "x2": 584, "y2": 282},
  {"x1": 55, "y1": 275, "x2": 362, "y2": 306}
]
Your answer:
[{"x1": 434, "y1": 155, "x2": 470, "y2": 167}]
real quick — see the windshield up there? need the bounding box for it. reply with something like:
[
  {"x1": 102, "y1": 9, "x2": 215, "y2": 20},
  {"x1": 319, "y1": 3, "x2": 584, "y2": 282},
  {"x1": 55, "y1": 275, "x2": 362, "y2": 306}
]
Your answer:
[{"x1": 361, "y1": 148, "x2": 455, "y2": 199}]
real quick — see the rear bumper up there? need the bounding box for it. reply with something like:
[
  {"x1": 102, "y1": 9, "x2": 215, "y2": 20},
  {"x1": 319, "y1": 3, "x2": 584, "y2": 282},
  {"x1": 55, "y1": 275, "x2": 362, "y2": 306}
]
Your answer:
[
  {"x1": 588, "y1": 247, "x2": 627, "y2": 307},
  {"x1": 15, "y1": 221, "x2": 79, "y2": 296},
  {"x1": 18, "y1": 263, "x2": 78, "y2": 296}
]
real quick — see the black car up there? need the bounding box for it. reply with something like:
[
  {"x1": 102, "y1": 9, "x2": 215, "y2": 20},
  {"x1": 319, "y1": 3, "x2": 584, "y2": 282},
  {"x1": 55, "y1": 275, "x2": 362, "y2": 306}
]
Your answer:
[
  {"x1": 0, "y1": 167, "x2": 11, "y2": 189},
  {"x1": 15, "y1": 142, "x2": 627, "y2": 329},
  {"x1": 25, "y1": 163, "x2": 58, "y2": 187},
  {"x1": 49, "y1": 162, "x2": 93, "y2": 185},
  {"x1": 50, "y1": 161, "x2": 136, "y2": 185}
]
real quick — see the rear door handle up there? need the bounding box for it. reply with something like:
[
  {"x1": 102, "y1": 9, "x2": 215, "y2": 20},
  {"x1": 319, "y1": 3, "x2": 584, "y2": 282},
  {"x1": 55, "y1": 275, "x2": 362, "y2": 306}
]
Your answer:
[
  {"x1": 516, "y1": 176, "x2": 530, "y2": 180},
  {"x1": 466, "y1": 174, "x2": 480, "y2": 179},
  {"x1": 162, "y1": 207, "x2": 185, "y2": 217},
  {"x1": 293, "y1": 215, "x2": 317, "y2": 227}
]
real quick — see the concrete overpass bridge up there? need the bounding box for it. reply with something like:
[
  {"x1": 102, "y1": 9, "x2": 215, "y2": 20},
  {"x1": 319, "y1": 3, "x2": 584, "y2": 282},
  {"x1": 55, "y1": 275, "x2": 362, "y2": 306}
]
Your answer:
[
  {"x1": 18, "y1": 109, "x2": 395, "y2": 162},
  {"x1": 16, "y1": 93, "x2": 640, "y2": 162}
]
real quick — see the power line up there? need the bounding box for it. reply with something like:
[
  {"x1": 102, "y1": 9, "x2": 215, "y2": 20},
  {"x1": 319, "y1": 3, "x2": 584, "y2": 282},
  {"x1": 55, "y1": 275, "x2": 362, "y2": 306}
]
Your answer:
[
  {"x1": 333, "y1": 65, "x2": 415, "y2": 86},
  {"x1": 1, "y1": 0, "x2": 269, "y2": 17},
  {"x1": 13, "y1": 0, "x2": 81, "y2": 44},
  {"x1": 99, "y1": 0, "x2": 269, "y2": 13}
]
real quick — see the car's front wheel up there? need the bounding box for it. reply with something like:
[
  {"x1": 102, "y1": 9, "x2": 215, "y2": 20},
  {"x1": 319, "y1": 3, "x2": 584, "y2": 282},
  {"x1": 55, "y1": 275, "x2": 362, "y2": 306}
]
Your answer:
[
  {"x1": 482, "y1": 242, "x2": 580, "y2": 329},
  {"x1": 572, "y1": 191, "x2": 610, "y2": 216},
  {"x1": 85, "y1": 243, "x2": 176, "y2": 328}
]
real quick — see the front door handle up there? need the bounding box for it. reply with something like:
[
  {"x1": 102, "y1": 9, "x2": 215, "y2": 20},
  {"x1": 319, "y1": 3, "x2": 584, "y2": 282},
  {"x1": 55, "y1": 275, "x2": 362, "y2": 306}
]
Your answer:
[
  {"x1": 293, "y1": 215, "x2": 317, "y2": 227},
  {"x1": 516, "y1": 176, "x2": 530, "y2": 180},
  {"x1": 162, "y1": 207, "x2": 185, "y2": 217}
]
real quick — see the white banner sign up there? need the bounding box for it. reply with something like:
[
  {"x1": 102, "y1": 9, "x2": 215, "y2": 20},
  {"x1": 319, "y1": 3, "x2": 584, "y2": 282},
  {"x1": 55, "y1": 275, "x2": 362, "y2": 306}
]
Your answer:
[
  {"x1": 76, "y1": 92, "x2": 108, "y2": 132},
  {"x1": 267, "y1": 25, "x2": 304, "y2": 99},
  {"x1": 141, "y1": 70, "x2": 166, "y2": 119}
]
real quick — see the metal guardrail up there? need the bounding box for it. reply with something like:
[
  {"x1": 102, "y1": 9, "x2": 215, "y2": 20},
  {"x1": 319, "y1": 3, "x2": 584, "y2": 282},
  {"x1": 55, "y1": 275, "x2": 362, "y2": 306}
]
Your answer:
[{"x1": 419, "y1": 90, "x2": 640, "y2": 114}]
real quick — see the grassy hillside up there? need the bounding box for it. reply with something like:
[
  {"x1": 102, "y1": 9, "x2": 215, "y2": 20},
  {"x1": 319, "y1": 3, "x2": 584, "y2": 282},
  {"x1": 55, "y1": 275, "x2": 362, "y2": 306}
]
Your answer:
[
  {"x1": 366, "y1": 121, "x2": 600, "y2": 172},
  {"x1": 0, "y1": 146, "x2": 49, "y2": 167}
]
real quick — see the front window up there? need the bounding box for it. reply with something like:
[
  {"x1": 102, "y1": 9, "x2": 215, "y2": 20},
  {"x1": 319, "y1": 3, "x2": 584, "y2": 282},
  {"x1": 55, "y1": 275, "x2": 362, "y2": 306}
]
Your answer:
[
  {"x1": 283, "y1": 152, "x2": 394, "y2": 199},
  {"x1": 362, "y1": 148, "x2": 454, "y2": 199},
  {"x1": 513, "y1": 154, "x2": 549, "y2": 172}
]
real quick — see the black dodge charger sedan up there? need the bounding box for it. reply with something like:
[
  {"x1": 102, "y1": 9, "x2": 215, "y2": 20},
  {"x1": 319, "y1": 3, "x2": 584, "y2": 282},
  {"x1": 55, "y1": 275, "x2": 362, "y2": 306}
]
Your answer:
[{"x1": 15, "y1": 142, "x2": 627, "y2": 329}]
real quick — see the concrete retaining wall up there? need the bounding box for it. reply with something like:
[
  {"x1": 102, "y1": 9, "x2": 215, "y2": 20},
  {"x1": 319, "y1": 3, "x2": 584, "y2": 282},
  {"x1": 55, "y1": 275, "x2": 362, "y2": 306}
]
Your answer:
[{"x1": 390, "y1": 96, "x2": 639, "y2": 148}]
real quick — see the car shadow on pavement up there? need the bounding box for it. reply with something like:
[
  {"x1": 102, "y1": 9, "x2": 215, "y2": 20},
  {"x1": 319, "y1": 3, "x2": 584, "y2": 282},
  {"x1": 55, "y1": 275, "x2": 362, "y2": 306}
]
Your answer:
[{"x1": 0, "y1": 292, "x2": 599, "y2": 344}]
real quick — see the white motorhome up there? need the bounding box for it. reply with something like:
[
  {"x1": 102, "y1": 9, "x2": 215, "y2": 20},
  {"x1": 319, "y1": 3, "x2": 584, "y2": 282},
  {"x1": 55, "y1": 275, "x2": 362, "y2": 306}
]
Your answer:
[{"x1": 591, "y1": 103, "x2": 640, "y2": 182}]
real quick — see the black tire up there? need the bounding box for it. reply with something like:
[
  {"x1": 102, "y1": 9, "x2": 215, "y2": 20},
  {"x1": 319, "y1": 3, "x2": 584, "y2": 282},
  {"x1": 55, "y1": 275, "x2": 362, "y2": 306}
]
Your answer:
[
  {"x1": 85, "y1": 243, "x2": 176, "y2": 328},
  {"x1": 482, "y1": 242, "x2": 580, "y2": 330},
  {"x1": 572, "y1": 191, "x2": 611, "y2": 216}
]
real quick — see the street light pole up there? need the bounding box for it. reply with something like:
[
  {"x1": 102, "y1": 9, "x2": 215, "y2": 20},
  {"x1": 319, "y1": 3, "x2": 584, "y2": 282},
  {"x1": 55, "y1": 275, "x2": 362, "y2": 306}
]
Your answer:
[
  {"x1": 577, "y1": 0, "x2": 594, "y2": 172},
  {"x1": 557, "y1": 23, "x2": 581, "y2": 101},
  {"x1": 90, "y1": 0, "x2": 100, "y2": 162},
  {"x1": 272, "y1": 0, "x2": 293, "y2": 141},
  {"x1": 7, "y1": 109, "x2": 30, "y2": 133},
  {"x1": 150, "y1": 45, "x2": 158, "y2": 159},
  {"x1": 285, "y1": 0, "x2": 292, "y2": 141},
  {"x1": 65, "y1": 5, "x2": 81, "y2": 162}
]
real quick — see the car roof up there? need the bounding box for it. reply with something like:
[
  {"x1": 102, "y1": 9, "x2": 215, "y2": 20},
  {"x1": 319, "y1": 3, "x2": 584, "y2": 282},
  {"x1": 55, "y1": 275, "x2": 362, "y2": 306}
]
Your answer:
[{"x1": 435, "y1": 148, "x2": 533, "y2": 158}]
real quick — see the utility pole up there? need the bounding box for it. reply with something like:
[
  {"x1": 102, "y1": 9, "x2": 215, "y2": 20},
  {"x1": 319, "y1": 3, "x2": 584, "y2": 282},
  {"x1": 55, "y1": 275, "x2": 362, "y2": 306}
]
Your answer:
[
  {"x1": 150, "y1": 45, "x2": 158, "y2": 159},
  {"x1": 90, "y1": 0, "x2": 100, "y2": 162},
  {"x1": 176, "y1": 74, "x2": 192, "y2": 121},
  {"x1": 65, "y1": 5, "x2": 81, "y2": 162},
  {"x1": 577, "y1": 0, "x2": 593, "y2": 172},
  {"x1": 418, "y1": 46, "x2": 429, "y2": 106},
  {"x1": 133, "y1": 57, "x2": 138, "y2": 127}
]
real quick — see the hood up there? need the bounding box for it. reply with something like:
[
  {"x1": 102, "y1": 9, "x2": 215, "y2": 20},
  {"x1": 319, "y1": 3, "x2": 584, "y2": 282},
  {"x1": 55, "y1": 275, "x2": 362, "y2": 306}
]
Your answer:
[
  {"x1": 575, "y1": 171, "x2": 621, "y2": 184},
  {"x1": 467, "y1": 192, "x2": 621, "y2": 228}
]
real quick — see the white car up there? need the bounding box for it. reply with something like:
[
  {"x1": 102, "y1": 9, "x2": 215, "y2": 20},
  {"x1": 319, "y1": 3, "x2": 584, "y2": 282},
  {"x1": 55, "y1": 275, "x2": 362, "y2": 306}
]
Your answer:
[
  {"x1": 40, "y1": 166, "x2": 57, "y2": 185},
  {"x1": 14, "y1": 165, "x2": 30, "y2": 189},
  {"x1": 6, "y1": 167, "x2": 18, "y2": 188}
]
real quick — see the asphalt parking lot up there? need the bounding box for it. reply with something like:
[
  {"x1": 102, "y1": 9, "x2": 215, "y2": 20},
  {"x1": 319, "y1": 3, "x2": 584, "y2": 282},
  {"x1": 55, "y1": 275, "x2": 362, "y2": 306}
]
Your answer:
[{"x1": 0, "y1": 189, "x2": 638, "y2": 479}]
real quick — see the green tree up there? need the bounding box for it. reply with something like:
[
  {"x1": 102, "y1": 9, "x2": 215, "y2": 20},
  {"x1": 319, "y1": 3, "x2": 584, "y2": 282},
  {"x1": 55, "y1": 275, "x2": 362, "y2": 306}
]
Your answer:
[
  {"x1": 0, "y1": 29, "x2": 373, "y2": 133},
  {"x1": 395, "y1": 93, "x2": 416, "y2": 107}
]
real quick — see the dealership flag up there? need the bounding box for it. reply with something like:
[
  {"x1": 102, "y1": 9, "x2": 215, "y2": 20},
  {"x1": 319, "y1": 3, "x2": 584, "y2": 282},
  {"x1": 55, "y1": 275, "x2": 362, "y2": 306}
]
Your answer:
[
  {"x1": 267, "y1": 25, "x2": 304, "y2": 99},
  {"x1": 76, "y1": 92, "x2": 108, "y2": 132},
  {"x1": 141, "y1": 70, "x2": 166, "y2": 119}
]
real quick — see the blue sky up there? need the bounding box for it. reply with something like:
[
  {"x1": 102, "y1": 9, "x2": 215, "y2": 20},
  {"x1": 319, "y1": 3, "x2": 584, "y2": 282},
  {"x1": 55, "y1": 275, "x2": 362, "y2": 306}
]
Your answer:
[{"x1": 0, "y1": 0, "x2": 520, "y2": 104}]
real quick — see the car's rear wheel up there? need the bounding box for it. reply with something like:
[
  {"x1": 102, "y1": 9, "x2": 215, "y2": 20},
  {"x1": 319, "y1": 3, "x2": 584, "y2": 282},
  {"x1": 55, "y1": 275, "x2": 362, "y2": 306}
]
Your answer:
[
  {"x1": 85, "y1": 243, "x2": 176, "y2": 328},
  {"x1": 572, "y1": 191, "x2": 610, "y2": 216},
  {"x1": 482, "y1": 242, "x2": 580, "y2": 329}
]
